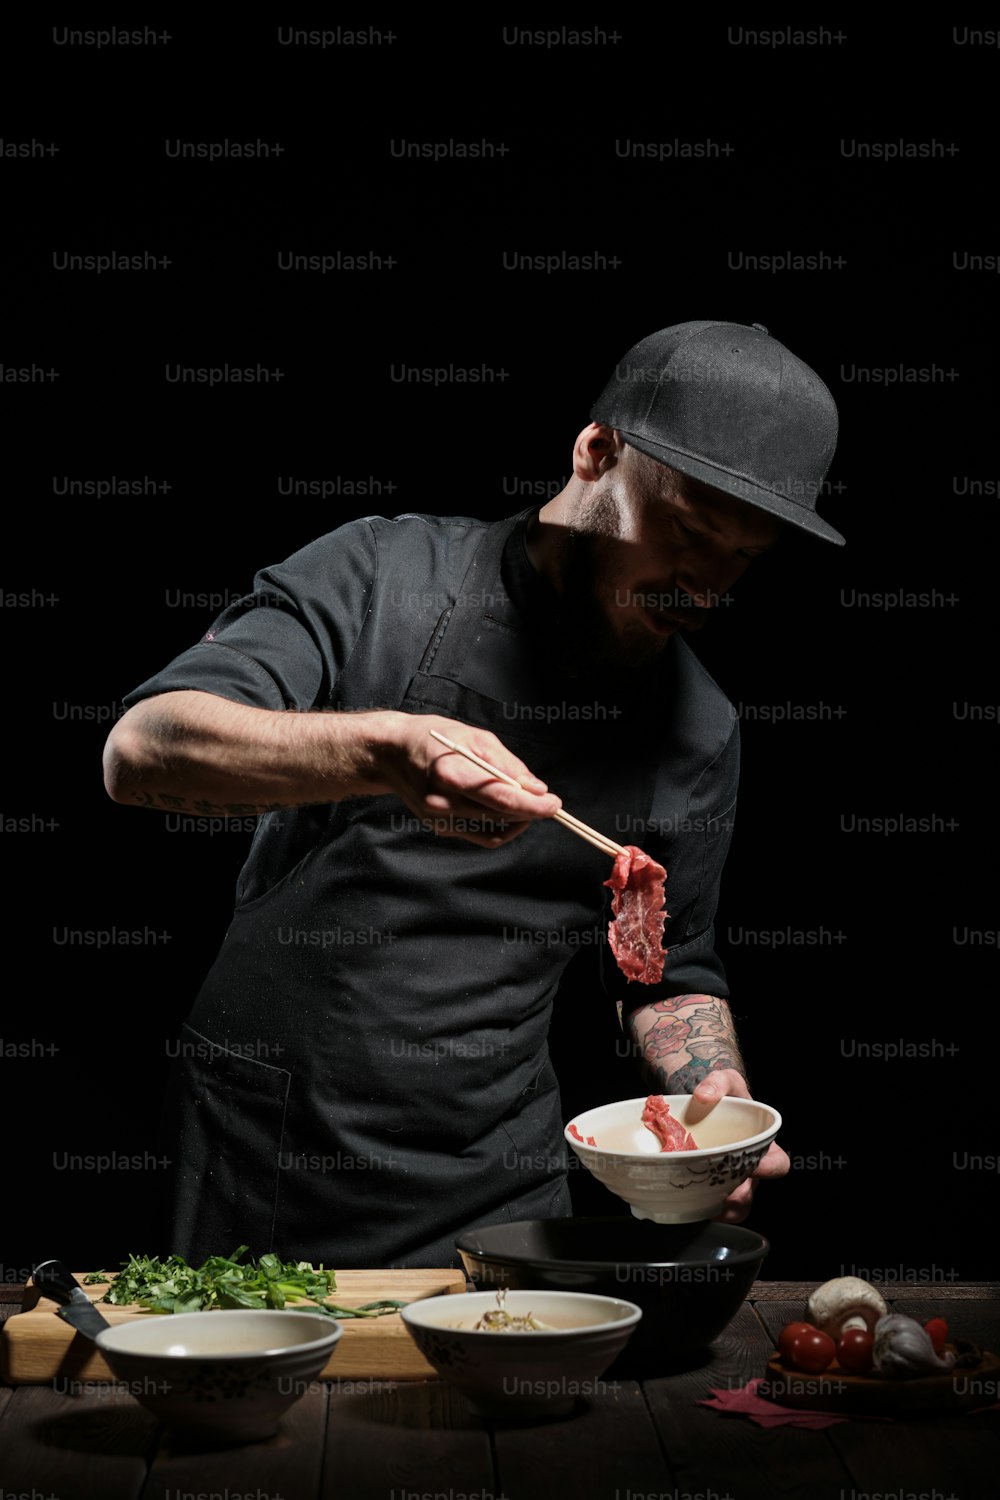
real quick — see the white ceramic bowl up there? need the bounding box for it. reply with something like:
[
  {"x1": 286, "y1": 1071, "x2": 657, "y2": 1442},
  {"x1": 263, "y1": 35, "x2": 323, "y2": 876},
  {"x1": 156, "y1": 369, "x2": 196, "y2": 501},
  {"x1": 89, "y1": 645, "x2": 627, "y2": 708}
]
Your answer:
[
  {"x1": 400, "y1": 1289, "x2": 642, "y2": 1420},
  {"x1": 95, "y1": 1310, "x2": 343, "y2": 1442},
  {"x1": 565, "y1": 1095, "x2": 782, "y2": 1224}
]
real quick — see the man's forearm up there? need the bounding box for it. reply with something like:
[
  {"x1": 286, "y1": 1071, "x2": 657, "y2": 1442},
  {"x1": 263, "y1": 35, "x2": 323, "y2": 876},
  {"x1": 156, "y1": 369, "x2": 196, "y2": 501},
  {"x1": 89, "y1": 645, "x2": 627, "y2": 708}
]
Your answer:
[
  {"x1": 626, "y1": 994, "x2": 746, "y2": 1094},
  {"x1": 103, "y1": 691, "x2": 402, "y2": 813},
  {"x1": 102, "y1": 694, "x2": 559, "y2": 851}
]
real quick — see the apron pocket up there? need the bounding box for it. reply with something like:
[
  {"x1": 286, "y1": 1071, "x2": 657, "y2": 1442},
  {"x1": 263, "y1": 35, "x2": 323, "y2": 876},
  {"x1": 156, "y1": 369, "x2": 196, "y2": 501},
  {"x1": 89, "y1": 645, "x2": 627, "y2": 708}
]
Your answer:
[{"x1": 161, "y1": 1023, "x2": 292, "y2": 1261}]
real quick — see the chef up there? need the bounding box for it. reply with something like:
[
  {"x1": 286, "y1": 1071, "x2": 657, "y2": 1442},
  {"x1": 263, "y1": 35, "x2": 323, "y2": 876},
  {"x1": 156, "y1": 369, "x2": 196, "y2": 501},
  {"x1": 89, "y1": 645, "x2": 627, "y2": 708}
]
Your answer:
[{"x1": 104, "y1": 320, "x2": 842, "y2": 1268}]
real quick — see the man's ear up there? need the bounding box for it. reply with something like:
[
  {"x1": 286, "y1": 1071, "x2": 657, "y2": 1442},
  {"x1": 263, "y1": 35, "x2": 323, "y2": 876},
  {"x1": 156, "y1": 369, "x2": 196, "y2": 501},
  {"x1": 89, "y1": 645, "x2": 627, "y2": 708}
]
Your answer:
[{"x1": 572, "y1": 423, "x2": 623, "y2": 481}]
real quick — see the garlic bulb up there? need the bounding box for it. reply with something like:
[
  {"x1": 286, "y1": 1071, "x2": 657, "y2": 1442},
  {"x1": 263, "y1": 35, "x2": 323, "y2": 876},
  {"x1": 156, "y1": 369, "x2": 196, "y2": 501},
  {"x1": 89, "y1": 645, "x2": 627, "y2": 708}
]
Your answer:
[{"x1": 873, "y1": 1315, "x2": 955, "y2": 1378}]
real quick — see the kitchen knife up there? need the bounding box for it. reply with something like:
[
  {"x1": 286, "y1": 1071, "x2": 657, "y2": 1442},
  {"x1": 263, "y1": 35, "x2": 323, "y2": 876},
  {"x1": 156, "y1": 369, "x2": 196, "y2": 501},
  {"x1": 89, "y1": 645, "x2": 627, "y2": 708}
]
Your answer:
[{"x1": 31, "y1": 1259, "x2": 112, "y2": 1341}]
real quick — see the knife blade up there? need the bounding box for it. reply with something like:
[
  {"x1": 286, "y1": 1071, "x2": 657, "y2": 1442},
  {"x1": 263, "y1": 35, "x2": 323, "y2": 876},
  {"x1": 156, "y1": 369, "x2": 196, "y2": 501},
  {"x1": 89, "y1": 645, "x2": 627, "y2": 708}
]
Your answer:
[{"x1": 31, "y1": 1259, "x2": 112, "y2": 1342}]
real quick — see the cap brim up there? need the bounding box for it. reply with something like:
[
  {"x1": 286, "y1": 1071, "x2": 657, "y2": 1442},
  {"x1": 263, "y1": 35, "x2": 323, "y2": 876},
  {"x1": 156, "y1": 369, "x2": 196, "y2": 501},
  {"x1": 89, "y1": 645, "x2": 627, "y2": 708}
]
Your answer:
[{"x1": 620, "y1": 431, "x2": 846, "y2": 546}]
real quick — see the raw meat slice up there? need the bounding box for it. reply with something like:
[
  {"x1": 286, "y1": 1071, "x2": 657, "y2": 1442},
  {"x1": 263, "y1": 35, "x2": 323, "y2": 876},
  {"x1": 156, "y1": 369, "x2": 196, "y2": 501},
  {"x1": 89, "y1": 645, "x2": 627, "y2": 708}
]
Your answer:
[
  {"x1": 642, "y1": 1095, "x2": 698, "y2": 1151},
  {"x1": 604, "y1": 845, "x2": 668, "y2": 984}
]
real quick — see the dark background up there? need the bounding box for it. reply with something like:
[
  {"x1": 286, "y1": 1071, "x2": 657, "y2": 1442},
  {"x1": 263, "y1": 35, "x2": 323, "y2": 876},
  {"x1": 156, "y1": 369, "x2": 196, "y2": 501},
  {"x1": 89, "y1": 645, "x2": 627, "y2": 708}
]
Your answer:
[{"x1": 3, "y1": 20, "x2": 995, "y2": 1284}]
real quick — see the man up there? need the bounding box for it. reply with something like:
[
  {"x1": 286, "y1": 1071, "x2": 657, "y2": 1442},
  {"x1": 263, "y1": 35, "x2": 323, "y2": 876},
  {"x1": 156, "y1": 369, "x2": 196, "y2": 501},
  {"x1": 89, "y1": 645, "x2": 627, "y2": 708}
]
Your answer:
[{"x1": 104, "y1": 320, "x2": 843, "y2": 1268}]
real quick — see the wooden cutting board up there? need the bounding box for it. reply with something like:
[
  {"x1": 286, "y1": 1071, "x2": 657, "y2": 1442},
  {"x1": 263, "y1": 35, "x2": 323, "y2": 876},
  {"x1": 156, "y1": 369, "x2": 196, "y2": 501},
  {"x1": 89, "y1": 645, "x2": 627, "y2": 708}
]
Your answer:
[{"x1": 0, "y1": 1270, "x2": 467, "y2": 1385}]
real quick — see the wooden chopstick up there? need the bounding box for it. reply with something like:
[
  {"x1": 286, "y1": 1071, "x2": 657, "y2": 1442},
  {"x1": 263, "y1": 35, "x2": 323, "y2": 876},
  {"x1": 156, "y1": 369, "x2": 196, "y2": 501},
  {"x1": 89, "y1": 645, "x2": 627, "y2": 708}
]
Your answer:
[
  {"x1": 552, "y1": 807, "x2": 626, "y2": 858},
  {"x1": 428, "y1": 728, "x2": 626, "y2": 859}
]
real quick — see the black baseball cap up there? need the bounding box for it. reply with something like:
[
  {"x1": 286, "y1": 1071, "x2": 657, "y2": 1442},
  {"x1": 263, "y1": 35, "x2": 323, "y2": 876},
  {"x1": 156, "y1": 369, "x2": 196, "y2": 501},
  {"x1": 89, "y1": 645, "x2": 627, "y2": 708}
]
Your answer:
[{"x1": 590, "y1": 320, "x2": 845, "y2": 545}]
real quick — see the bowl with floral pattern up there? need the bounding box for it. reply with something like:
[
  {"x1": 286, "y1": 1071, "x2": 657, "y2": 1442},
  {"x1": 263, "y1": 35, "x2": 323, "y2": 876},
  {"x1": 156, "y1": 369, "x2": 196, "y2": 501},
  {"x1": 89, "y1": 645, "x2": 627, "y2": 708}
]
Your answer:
[{"x1": 565, "y1": 1094, "x2": 781, "y2": 1224}]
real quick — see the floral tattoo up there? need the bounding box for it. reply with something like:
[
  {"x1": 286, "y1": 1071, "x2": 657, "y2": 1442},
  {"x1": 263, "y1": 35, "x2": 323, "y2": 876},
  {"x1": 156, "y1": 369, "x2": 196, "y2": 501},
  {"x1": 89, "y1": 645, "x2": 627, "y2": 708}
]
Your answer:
[{"x1": 626, "y1": 993, "x2": 745, "y2": 1094}]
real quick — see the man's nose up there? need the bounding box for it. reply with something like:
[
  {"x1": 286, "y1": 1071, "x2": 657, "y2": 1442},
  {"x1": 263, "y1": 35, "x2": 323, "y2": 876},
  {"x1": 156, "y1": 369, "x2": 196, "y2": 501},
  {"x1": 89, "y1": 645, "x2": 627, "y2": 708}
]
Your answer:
[{"x1": 677, "y1": 560, "x2": 731, "y2": 610}]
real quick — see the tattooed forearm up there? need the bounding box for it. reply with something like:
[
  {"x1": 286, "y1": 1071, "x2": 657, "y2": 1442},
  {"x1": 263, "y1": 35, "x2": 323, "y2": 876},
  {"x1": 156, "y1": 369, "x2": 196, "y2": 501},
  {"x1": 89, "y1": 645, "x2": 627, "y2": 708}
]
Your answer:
[{"x1": 626, "y1": 994, "x2": 746, "y2": 1094}]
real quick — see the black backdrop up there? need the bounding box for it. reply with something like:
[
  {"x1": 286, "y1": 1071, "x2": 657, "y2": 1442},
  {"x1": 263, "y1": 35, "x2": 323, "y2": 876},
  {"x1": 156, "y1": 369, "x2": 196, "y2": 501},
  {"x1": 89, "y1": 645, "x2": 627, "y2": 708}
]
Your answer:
[{"x1": 3, "y1": 20, "x2": 995, "y2": 1286}]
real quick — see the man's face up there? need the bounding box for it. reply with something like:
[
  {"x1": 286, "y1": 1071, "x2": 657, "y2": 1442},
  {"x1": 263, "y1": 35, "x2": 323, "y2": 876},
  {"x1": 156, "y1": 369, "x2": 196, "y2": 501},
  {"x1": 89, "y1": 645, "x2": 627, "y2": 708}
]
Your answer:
[{"x1": 551, "y1": 440, "x2": 783, "y2": 677}]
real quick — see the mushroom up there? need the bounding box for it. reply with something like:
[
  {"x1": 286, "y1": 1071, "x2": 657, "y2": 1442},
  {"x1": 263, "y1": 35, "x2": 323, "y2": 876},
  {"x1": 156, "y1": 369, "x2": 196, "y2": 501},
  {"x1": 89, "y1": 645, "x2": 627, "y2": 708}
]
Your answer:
[
  {"x1": 873, "y1": 1314, "x2": 955, "y2": 1378},
  {"x1": 805, "y1": 1276, "x2": 888, "y2": 1338}
]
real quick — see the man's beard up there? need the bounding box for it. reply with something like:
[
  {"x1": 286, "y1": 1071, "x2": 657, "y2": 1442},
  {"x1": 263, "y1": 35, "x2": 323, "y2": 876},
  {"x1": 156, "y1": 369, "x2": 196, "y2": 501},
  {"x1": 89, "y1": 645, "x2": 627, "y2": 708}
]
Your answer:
[{"x1": 543, "y1": 494, "x2": 707, "y2": 683}]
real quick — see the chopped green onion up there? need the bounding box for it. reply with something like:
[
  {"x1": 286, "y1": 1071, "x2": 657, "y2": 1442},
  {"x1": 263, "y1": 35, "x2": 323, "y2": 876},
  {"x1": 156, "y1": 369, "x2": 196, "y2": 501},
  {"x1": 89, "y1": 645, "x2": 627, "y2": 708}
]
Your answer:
[{"x1": 82, "y1": 1250, "x2": 403, "y2": 1319}]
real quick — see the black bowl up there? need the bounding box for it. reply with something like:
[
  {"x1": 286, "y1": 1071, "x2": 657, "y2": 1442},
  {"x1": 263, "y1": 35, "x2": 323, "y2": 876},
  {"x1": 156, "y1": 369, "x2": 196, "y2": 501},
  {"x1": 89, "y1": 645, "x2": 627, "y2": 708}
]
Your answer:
[{"x1": 456, "y1": 1217, "x2": 768, "y2": 1373}]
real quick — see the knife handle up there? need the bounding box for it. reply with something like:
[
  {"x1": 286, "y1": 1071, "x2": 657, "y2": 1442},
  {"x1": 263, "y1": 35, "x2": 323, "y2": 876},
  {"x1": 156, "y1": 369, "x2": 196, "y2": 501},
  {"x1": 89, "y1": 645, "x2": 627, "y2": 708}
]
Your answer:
[{"x1": 31, "y1": 1259, "x2": 86, "y2": 1304}]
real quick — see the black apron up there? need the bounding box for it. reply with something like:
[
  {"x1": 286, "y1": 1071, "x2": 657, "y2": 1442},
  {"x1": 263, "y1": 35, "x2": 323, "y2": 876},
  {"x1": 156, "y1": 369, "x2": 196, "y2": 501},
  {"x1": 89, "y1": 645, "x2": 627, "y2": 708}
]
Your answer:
[{"x1": 163, "y1": 512, "x2": 661, "y2": 1267}]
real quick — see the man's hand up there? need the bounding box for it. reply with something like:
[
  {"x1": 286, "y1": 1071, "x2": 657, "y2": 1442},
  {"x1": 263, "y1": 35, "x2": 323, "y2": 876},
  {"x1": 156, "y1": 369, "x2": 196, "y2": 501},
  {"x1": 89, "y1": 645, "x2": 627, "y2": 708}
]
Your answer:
[
  {"x1": 686, "y1": 1067, "x2": 790, "y2": 1224},
  {"x1": 625, "y1": 997, "x2": 789, "y2": 1225},
  {"x1": 378, "y1": 712, "x2": 562, "y2": 848}
]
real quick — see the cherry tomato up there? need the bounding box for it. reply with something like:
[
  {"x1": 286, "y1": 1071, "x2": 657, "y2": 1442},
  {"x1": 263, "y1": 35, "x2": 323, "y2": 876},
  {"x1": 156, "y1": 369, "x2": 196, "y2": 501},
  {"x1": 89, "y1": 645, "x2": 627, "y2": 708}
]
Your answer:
[
  {"x1": 778, "y1": 1320, "x2": 816, "y2": 1361},
  {"x1": 836, "y1": 1328, "x2": 875, "y2": 1372},
  {"x1": 923, "y1": 1318, "x2": 949, "y2": 1353},
  {"x1": 788, "y1": 1327, "x2": 837, "y2": 1372}
]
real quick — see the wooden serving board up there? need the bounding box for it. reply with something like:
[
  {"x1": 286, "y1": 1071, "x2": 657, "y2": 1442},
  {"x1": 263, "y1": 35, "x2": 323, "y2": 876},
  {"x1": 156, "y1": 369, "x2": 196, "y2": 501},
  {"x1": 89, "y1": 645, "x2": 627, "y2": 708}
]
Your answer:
[
  {"x1": 0, "y1": 1270, "x2": 467, "y2": 1385},
  {"x1": 762, "y1": 1349, "x2": 1000, "y2": 1414}
]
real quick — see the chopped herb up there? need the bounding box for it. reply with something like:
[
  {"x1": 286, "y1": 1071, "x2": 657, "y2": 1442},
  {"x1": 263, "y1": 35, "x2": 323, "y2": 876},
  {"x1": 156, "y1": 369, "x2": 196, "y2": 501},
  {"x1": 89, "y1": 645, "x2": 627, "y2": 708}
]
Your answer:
[{"x1": 83, "y1": 1247, "x2": 408, "y2": 1319}]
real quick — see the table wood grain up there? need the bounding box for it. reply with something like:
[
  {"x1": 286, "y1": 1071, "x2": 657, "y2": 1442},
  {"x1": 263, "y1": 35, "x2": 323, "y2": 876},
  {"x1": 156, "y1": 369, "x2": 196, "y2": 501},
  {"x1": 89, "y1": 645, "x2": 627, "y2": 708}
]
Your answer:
[{"x1": 2, "y1": 1282, "x2": 998, "y2": 1500}]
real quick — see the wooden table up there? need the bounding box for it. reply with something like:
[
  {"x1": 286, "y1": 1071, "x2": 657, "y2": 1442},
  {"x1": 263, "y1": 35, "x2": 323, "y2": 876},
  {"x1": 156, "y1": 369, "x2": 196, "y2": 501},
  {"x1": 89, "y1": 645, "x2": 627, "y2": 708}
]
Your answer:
[{"x1": 2, "y1": 1281, "x2": 998, "y2": 1500}]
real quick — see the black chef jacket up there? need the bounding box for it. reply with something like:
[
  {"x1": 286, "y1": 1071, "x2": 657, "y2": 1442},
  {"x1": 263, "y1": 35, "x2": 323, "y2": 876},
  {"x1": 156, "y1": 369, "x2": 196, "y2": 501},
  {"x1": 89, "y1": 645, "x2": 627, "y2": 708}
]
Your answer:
[{"x1": 122, "y1": 509, "x2": 738, "y2": 1268}]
